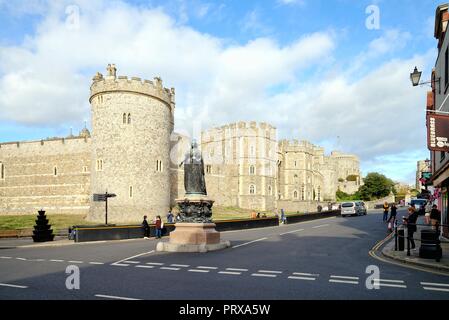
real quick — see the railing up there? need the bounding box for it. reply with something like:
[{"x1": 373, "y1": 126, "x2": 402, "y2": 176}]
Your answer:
[{"x1": 392, "y1": 220, "x2": 447, "y2": 262}]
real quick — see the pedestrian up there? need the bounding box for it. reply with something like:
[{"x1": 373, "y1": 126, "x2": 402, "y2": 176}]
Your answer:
[
  {"x1": 142, "y1": 215, "x2": 150, "y2": 239},
  {"x1": 430, "y1": 205, "x2": 441, "y2": 231},
  {"x1": 281, "y1": 208, "x2": 286, "y2": 224},
  {"x1": 388, "y1": 203, "x2": 397, "y2": 223},
  {"x1": 404, "y1": 205, "x2": 419, "y2": 250},
  {"x1": 256, "y1": 212, "x2": 260, "y2": 219},
  {"x1": 383, "y1": 202, "x2": 389, "y2": 222},
  {"x1": 167, "y1": 210, "x2": 174, "y2": 223},
  {"x1": 154, "y1": 215, "x2": 164, "y2": 239}
]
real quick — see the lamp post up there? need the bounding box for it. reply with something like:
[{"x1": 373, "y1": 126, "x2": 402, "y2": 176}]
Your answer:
[{"x1": 410, "y1": 67, "x2": 441, "y2": 94}]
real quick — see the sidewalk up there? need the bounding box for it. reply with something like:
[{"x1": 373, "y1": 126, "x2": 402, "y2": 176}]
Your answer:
[{"x1": 382, "y1": 227, "x2": 449, "y2": 274}]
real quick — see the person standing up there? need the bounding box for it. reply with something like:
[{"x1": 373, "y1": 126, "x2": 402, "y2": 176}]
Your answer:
[
  {"x1": 167, "y1": 210, "x2": 174, "y2": 223},
  {"x1": 383, "y1": 202, "x2": 389, "y2": 222},
  {"x1": 404, "y1": 205, "x2": 419, "y2": 250},
  {"x1": 154, "y1": 215, "x2": 164, "y2": 239},
  {"x1": 280, "y1": 208, "x2": 286, "y2": 224},
  {"x1": 430, "y1": 205, "x2": 441, "y2": 231},
  {"x1": 388, "y1": 203, "x2": 397, "y2": 223},
  {"x1": 142, "y1": 215, "x2": 150, "y2": 239}
]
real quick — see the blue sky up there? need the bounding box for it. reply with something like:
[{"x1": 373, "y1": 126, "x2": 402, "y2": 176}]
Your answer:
[{"x1": 0, "y1": 0, "x2": 445, "y2": 184}]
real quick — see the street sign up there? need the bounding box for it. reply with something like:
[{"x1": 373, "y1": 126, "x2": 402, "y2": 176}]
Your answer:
[
  {"x1": 92, "y1": 192, "x2": 117, "y2": 225},
  {"x1": 422, "y1": 172, "x2": 432, "y2": 180},
  {"x1": 427, "y1": 112, "x2": 449, "y2": 152},
  {"x1": 93, "y1": 194, "x2": 106, "y2": 201}
]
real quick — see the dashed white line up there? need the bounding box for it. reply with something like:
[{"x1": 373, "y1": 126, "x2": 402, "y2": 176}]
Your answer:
[
  {"x1": 160, "y1": 267, "x2": 181, "y2": 271},
  {"x1": 258, "y1": 270, "x2": 282, "y2": 274},
  {"x1": 111, "y1": 263, "x2": 129, "y2": 267},
  {"x1": 330, "y1": 275, "x2": 359, "y2": 280},
  {"x1": 420, "y1": 282, "x2": 449, "y2": 287},
  {"x1": 329, "y1": 279, "x2": 359, "y2": 285},
  {"x1": 219, "y1": 271, "x2": 242, "y2": 275},
  {"x1": 124, "y1": 261, "x2": 140, "y2": 264},
  {"x1": 0, "y1": 283, "x2": 28, "y2": 289},
  {"x1": 374, "y1": 283, "x2": 407, "y2": 289},
  {"x1": 374, "y1": 279, "x2": 405, "y2": 284},
  {"x1": 68, "y1": 261, "x2": 83, "y2": 264},
  {"x1": 146, "y1": 262, "x2": 164, "y2": 266},
  {"x1": 0, "y1": 256, "x2": 12, "y2": 259},
  {"x1": 170, "y1": 264, "x2": 190, "y2": 268},
  {"x1": 293, "y1": 272, "x2": 319, "y2": 277},
  {"x1": 15, "y1": 257, "x2": 27, "y2": 261},
  {"x1": 196, "y1": 266, "x2": 218, "y2": 270},
  {"x1": 280, "y1": 229, "x2": 304, "y2": 236},
  {"x1": 88, "y1": 262, "x2": 105, "y2": 265},
  {"x1": 95, "y1": 294, "x2": 141, "y2": 301},
  {"x1": 288, "y1": 276, "x2": 316, "y2": 281},
  {"x1": 49, "y1": 259, "x2": 65, "y2": 262},
  {"x1": 188, "y1": 269, "x2": 210, "y2": 273},
  {"x1": 136, "y1": 265, "x2": 155, "y2": 269},
  {"x1": 312, "y1": 224, "x2": 330, "y2": 229},
  {"x1": 423, "y1": 287, "x2": 449, "y2": 293},
  {"x1": 251, "y1": 273, "x2": 277, "y2": 278},
  {"x1": 226, "y1": 268, "x2": 248, "y2": 272},
  {"x1": 232, "y1": 237, "x2": 267, "y2": 249},
  {"x1": 32, "y1": 259, "x2": 45, "y2": 262}
]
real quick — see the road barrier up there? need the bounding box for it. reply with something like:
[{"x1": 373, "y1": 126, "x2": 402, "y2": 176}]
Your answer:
[{"x1": 283, "y1": 210, "x2": 341, "y2": 224}]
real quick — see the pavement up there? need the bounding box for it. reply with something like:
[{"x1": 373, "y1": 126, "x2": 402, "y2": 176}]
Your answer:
[{"x1": 1, "y1": 209, "x2": 448, "y2": 300}]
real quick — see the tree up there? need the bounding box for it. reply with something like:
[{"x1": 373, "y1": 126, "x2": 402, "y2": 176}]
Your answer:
[{"x1": 358, "y1": 172, "x2": 394, "y2": 201}]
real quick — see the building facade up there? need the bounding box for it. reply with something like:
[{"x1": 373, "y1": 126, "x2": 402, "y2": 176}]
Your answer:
[{"x1": 0, "y1": 65, "x2": 361, "y2": 222}]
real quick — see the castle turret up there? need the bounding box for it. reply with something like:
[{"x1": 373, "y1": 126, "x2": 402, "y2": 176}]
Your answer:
[{"x1": 87, "y1": 65, "x2": 175, "y2": 223}]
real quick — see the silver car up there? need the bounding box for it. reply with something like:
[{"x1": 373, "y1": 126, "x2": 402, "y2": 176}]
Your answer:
[{"x1": 341, "y1": 201, "x2": 367, "y2": 217}]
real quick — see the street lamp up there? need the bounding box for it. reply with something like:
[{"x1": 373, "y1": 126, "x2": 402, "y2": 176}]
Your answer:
[{"x1": 410, "y1": 66, "x2": 441, "y2": 94}]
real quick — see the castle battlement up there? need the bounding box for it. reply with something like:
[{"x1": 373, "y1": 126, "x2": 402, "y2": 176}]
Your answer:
[
  {"x1": 0, "y1": 136, "x2": 91, "y2": 153},
  {"x1": 89, "y1": 65, "x2": 175, "y2": 106}
]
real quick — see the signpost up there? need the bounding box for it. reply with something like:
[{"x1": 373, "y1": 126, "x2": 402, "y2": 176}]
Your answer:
[{"x1": 93, "y1": 192, "x2": 116, "y2": 225}]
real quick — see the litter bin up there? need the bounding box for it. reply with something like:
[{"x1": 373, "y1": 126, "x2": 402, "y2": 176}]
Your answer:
[
  {"x1": 397, "y1": 227, "x2": 405, "y2": 251},
  {"x1": 419, "y1": 229, "x2": 442, "y2": 261}
]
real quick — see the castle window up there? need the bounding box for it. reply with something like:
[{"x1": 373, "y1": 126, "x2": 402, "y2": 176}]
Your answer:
[
  {"x1": 129, "y1": 186, "x2": 133, "y2": 198},
  {"x1": 249, "y1": 165, "x2": 255, "y2": 175},
  {"x1": 317, "y1": 186, "x2": 321, "y2": 201},
  {"x1": 53, "y1": 166, "x2": 57, "y2": 176},
  {"x1": 268, "y1": 185, "x2": 272, "y2": 196},
  {"x1": 156, "y1": 160, "x2": 163, "y2": 172},
  {"x1": 83, "y1": 166, "x2": 88, "y2": 173},
  {"x1": 301, "y1": 186, "x2": 305, "y2": 200},
  {"x1": 206, "y1": 165, "x2": 212, "y2": 174},
  {"x1": 123, "y1": 113, "x2": 127, "y2": 124},
  {"x1": 0, "y1": 163, "x2": 4, "y2": 180},
  {"x1": 294, "y1": 161, "x2": 297, "y2": 168},
  {"x1": 294, "y1": 190, "x2": 298, "y2": 199},
  {"x1": 96, "y1": 159, "x2": 103, "y2": 171},
  {"x1": 249, "y1": 184, "x2": 256, "y2": 195},
  {"x1": 127, "y1": 113, "x2": 131, "y2": 124}
]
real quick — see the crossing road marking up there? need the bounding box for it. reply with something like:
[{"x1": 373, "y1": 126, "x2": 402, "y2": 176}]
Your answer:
[
  {"x1": 160, "y1": 267, "x2": 181, "y2": 271},
  {"x1": 146, "y1": 262, "x2": 164, "y2": 266},
  {"x1": 232, "y1": 238, "x2": 267, "y2": 249},
  {"x1": 330, "y1": 275, "x2": 359, "y2": 280},
  {"x1": 329, "y1": 279, "x2": 359, "y2": 285},
  {"x1": 95, "y1": 294, "x2": 141, "y2": 301},
  {"x1": 197, "y1": 266, "x2": 218, "y2": 270},
  {"x1": 288, "y1": 276, "x2": 316, "y2": 281},
  {"x1": 293, "y1": 272, "x2": 319, "y2": 277},
  {"x1": 136, "y1": 265, "x2": 155, "y2": 269},
  {"x1": 125, "y1": 261, "x2": 140, "y2": 264},
  {"x1": 0, "y1": 283, "x2": 28, "y2": 289},
  {"x1": 188, "y1": 269, "x2": 210, "y2": 273},
  {"x1": 251, "y1": 273, "x2": 277, "y2": 278},
  {"x1": 258, "y1": 270, "x2": 282, "y2": 274},
  {"x1": 226, "y1": 268, "x2": 248, "y2": 272},
  {"x1": 219, "y1": 271, "x2": 242, "y2": 275},
  {"x1": 170, "y1": 264, "x2": 190, "y2": 268},
  {"x1": 111, "y1": 263, "x2": 129, "y2": 267}
]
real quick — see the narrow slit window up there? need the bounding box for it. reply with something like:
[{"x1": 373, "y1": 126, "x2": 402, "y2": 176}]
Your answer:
[
  {"x1": 127, "y1": 113, "x2": 131, "y2": 124},
  {"x1": 129, "y1": 186, "x2": 133, "y2": 198},
  {"x1": 0, "y1": 163, "x2": 4, "y2": 179},
  {"x1": 53, "y1": 166, "x2": 57, "y2": 176},
  {"x1": 123, "y1": 113, "x2": 127, "y2": 124}
]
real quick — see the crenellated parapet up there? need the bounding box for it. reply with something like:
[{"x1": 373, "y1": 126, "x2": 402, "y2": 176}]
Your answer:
[{"x1": 89, "y1": 65, "x2": 175, "y2": 107}]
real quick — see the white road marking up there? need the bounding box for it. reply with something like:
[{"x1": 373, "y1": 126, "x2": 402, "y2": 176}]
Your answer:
[
  {"x1": 374, "y1": 283, "x2": 407, "y2": 289},
  {"x1": 257, "y1": 270, "x2": 282, "y2": 274},
  {"x1": 111, "y1": 250, "x2": 155, "y2": 266},
  {"x1": 124, "y1": 261, "x2": 140, "y2": 264},
  {"x1": 232, "y1": 238, "x2": 267, "y2": 249},
  {"x1": 293, "y1": 272, "x2": 319, "y2": 277},
  {"x1": 160, "y1": 267, "x2": 180, "y2": 271},
  {"x1": 68, "y1": 261, "x2": 83, "y2": 264},
  {"x1": 374, "y1": 279, "x2": 405, "y2": 284},
  {"x1": 170, "y1": 264, "x2": 190, "y2": 268},
  {"x1": 89, "y1": 262, "x2": 105, "y2": 265},
  {"x1": 330, "y1": 275, "x2": 359, "y2": 280},
  {"x1": 15, "y1": 257, "x2": 27, "y2": 261},
  {"x1": 421, "y1": 282, "x2": 449, "y2": 287},
  {"x1": 196, "y1": 266, "x2": 218, "y2": 270},
  {"x1": 0, "y1": 256, "x2": 12, "y2": 259},
  {"x1": 95, "y1": 294, "x2": 141, "y2": 301},
  {"x1": 251, "y1": 273, "x2": 277, "y2": 278},
  {"x1": 329, "y1": 279, "x2": 359, "y2": 285},
  {"x1": 111, "y1": 263, "x2": 129, "y2": 267},
  {"x1": 146, "y1": 262, "x2": 164, "y2": 266},
  {"x1": 423, "y1": 287, "x2": 449, "y2": 293},
  {"x1": 288, "y1": 276, "x2": 316, "y2": 281},
  {"x1": 50, "y1": 259, "x2": 65, "y2": 262},
  {"x1": 226, "y1": 268, "x2": 248, "y2": 272},
  {"x1": 280, "y1": 229, "x2": 304, "y2": 236},
  {"x1": 136, "y1": 265, "x2": 155, "y2": 269},
  {"x1": 218, "y1": 271, "x2": 242, "y2": 275},
  {"x1": 0, "y1": 283, "x2": 28, "y2": 289},
  {"x1": 188, "y1": 269, "x2": 210, "y2": 273},
  {"x1": 312, "y1": 224, "x2": 330, "y2": 229},
  {"x1": 32, "y1": 259, "x2": 45, "y2": 262}
]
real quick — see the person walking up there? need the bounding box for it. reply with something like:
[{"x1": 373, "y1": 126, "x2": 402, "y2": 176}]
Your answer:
[
  {"x1": 167, "y1": 210, "x2": 174, "y2": 223},
  {"x1": 154, "y1": 215, "x2": 164, "y2": 239},
  {"x1": 388, "y1": 203, "x2": 397, "y2": 223},
  {"x1": 383, "y1": 202, "x2": 389, "y2": 222},
  {"x1": 404, "y1": 204, "x2": 419, "y2": 250},
  {"x1": 142, "y1": 215, "x2": 150, "y2": 239},
  {"x1": 430, "y1": 204, "x2": 441, "y2": 231},
  {"x1": 280, "y1": 208, "x2": 286, "y2": 224}
]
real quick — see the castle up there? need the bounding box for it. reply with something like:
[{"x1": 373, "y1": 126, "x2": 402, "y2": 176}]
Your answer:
[{"x1": 0, "y1": 66, "x2": 361, "y2": 222}]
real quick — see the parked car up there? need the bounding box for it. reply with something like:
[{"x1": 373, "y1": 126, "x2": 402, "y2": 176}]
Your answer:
[
  {"x1": 410, "y1": 199, "x2": 427, "y2": 216},
  {"x1": 340, "y1": 201, "x2": 367, "y2": 217}
]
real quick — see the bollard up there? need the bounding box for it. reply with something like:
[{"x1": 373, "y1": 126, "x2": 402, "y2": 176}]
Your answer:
[
  {"x1": 406, "y1": 226, "x2": 411, "y2": 257},
  {"x1": 394, "y1": 225, "x2": 398, "y2": 251}
]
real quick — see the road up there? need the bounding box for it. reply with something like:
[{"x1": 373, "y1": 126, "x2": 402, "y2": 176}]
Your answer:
[{"x1": 0, "y1": 208, "x2": 448, "y2": 300}]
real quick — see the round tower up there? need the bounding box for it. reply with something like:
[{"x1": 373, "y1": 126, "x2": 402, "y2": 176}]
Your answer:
[{"x1": 87, "y1": 64, "x2": 175, "y2": 223}]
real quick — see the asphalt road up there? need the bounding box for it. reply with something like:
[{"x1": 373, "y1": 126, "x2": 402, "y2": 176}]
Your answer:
[{"x1": 0, "y1": 209, "x2": 448, "y2": 300}]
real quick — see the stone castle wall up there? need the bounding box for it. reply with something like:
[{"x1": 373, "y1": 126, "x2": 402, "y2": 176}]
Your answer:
[{"x1": 0, "y1": 137, "x2": 91, "y2": 215}]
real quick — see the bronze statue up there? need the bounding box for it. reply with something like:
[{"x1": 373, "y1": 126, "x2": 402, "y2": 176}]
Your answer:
[{"x1": 181, "y1": 140, "x2": 207, "y2": 196}]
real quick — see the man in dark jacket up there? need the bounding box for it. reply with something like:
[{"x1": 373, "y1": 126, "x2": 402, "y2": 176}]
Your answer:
[
  {"x1": 404, "y1": 205, "x2": 419, "y2": 250},
  {"x1": 388, "y1": 203, "x2": 397, "y2": 223},
  {"x1": 142, "y1": 215, "x2": 150, "y2": 239},
  {"x1": 430, "y1": 205, "x2": 441, "y2": 231}
]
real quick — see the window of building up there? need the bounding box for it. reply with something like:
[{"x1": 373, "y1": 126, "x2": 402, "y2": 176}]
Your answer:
[
  {"x1": 249, "y1": 165, "x2": 255, "y2": 175},
  {"x1": 96, "y1": 159, "x2": 103, "y2": 171},
  {"x1": 294, "y1": 161, "x2": 297, "y2": 168},
  {"x1": 268, "y1": 185, "x2": 272, "y2": 196},
  {"x1": 206, "y1": 165, "x2": 212, "y2": 174},
  {"x1": 301, "y1": 186, "x2": 305, "y2": 200},
  {"x1": 0, "y1": 163, "x2": 4, "y2": 180},
  {"x1": 129, "y1": 186, "x2": 133, "y2": 198},
  {"x1": 317, "y1": 186, "x2": 321, "y2": 201},
  {"x1": 294, "y1": 190, "x2": 298, "y2": 199},
  {"x1": 249, "y1": 184, "x2": 256, "y2": 195},
  {"x1": 123, "y1": 113, "x2": 127, "y2": 124},
  {"x1": 127, "y1": 113, "x2": 131, "y2": 125},
  {"x1": 53, "y1": 166, "x2": 57, "y2": 176},
  {"x1": 156, "y1": 160, "x2": 163, "y2": 172},
  {"x1": 83, "y1": 166, "x2": 88, "y2": 173}
]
